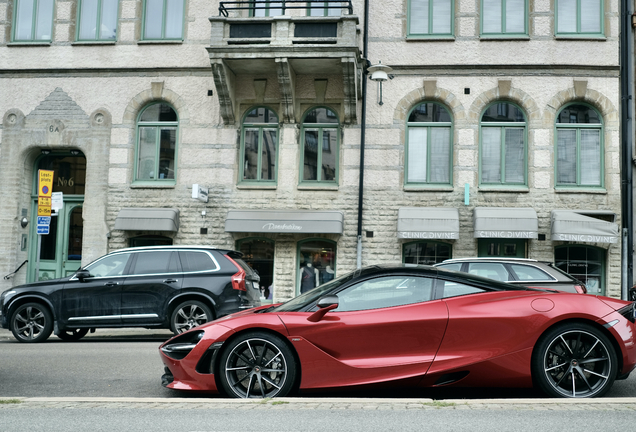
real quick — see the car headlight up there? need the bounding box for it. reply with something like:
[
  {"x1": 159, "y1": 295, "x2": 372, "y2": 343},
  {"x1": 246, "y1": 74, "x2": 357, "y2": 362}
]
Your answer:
[{"x1": 160, "y1": 330, "x2": 204, "y2": 360}]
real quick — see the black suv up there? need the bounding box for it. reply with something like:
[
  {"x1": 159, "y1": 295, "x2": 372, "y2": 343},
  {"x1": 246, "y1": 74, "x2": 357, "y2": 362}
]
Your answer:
[{"x1": 0, "y1": 246, "x2": 261, "y2": 343}]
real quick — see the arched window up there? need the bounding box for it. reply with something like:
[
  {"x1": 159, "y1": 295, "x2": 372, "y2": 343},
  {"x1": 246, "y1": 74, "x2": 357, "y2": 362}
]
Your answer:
[
  {"x1": 556, "y1": 104, "x2": 603, "y2": 188},
  {"x1": 480, "y1": 102, "x2": 527, "y2": 186},
  {"x1": 402, "y1": 241, "x2": 452, "y2": 265},
  {"x1": 297, "y1": 239, "x2": 336, "y2": 294},
  {"x1": 240, "y1": 107, "x2": 279, "y2": 184},
  {"x1": 135, "y1": 103, "x2": 178, "y2": 183},
  {"x1": 554, "y1": 245, "x2": 605, "y2": 295},
  {"x1": 406, "y1": 102, "x2": 452, "y2": 185},
  {"x1": 300, "y1": 107, "x2": 339, "y2": 184}
]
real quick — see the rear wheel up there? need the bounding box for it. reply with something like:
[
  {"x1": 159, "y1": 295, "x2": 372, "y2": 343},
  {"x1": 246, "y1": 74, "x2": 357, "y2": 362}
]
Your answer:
[
  {"x1": 218, "y1": 332, "x2": 297, "y2": 398},
  {"x1": 532, "y1": 322, "x2": 617, "y2": 398},
  {"x1": 57, "y1": 328, "x2": 90, "y2": 341},
  {"x1": 10, "y1": 302, "x2": 53, "y2": 343},
  {"x1": 170, "y1": 300, "x2": 213, "y2": 334}
]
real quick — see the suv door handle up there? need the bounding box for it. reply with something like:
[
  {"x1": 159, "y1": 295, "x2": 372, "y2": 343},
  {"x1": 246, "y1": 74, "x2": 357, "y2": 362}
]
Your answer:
[
  {"x1": 104, "y1": 281, "x2": 119, "y2": 287},
  {"x1": 163, "y1": 279, "x2": 178, "y2": 283}
]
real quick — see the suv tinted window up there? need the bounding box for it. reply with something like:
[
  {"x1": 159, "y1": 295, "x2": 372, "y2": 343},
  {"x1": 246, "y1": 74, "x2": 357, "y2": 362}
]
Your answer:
[
  {"x1": 180, "y1": 251, "x2": 218, "y2": 272},
  {"x1": 132, "y1": 251, "x2": 180, "y2": 275},
  {"x1": 437, "y1": 263, "x2": 462, "y2": 271},
  {"x1": 85, "y1": 253, "x2": 132, "y2": 277},
  {"x1": 509, "y1": 264, "x2": 553, "y2": 281},
  {"x1": 467, "y1": 263, "x2": 509, "y2": 281}
]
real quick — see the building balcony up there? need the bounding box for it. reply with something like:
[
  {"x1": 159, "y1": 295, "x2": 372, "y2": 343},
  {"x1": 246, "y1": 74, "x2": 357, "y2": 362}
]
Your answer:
[{"x1": 208, "y1": 1, "x2": 362, "y2": 124}]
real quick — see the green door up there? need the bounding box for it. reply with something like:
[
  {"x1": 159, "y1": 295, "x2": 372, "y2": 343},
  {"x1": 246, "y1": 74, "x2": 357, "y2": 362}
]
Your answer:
[
  {"x1": 477, "y1": 239, "x2": 526, "y2": 258},
  {"x1": 29, "y1": 203, "x2": 84, "y2": 281}
]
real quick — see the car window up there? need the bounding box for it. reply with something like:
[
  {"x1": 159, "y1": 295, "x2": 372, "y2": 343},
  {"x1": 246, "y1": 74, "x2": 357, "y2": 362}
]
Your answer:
[
  {"x1": 440, "y1": 280, "x2": 486, "y2": 299},
  {"x1": 85, "y1": 253, "x2": 132, "y2": 277},
  {"x1": 437, "y1": 263, "x2": 462, "y2": 271},
  {"x1": 467, "y1": 263, "x2": 509, "y2": 281},
  {"x1": 131, "y1": 251, "x2": 180, "y2": 275},
  {"x1": 509, "y1": 264, "x2": 553, "y2": 281},
  {"x1": 335, "y1": 276, "x2": 434, "y2": 312},
  {"x1": 180, "y1": 251, "x2": 218, "y2": 272}
]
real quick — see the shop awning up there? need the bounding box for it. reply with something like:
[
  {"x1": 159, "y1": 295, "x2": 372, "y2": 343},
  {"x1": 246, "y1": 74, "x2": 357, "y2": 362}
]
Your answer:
[
  {"x1": 397, "y1": 207, "x2": 459, "y2": 240},
  {"x1": 114, "y1": 208, "x2": 180, "y2": 232},
  {"x1": 225, "y1": 210, "x2": 344, "y2": 234},
  {"x1": 474, "y1": 207, "x2": 538, "y2": 239},
  {"x1": 551, "y1": 210, "x2": 619, "y2": 244}
]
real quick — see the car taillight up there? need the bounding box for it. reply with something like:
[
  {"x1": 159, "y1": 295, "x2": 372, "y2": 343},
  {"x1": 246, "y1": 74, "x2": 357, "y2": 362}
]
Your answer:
[
  {"x1": 226, "y1": 256, "x2": 247, "y2": 291},
  {"x1": 574, "y1": 285, "x2": 587, "y2": 294}
]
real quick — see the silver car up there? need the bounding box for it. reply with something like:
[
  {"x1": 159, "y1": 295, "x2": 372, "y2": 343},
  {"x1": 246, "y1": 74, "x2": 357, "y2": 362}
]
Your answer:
[{"x1": 434, "y1": 258, "x2": 587, "y2": 294}]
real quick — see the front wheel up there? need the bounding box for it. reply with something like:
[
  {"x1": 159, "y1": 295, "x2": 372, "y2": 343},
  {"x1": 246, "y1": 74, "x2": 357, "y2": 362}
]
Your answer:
[
  {"x1": 170, "y1": 300, "x2": 213, "y2": 334},
  {"x1": 10, "y1": 302, "x2": 53, "y2": 343},
  {"x1": 57, "y1": 328, "x2": 90, "y2": 342},
  {"x1": 532, "y1": 323, "x2": 617, "y2": 398},
  {"x1": 218, "y1": 332, "x2": 297, "y2": 398}
]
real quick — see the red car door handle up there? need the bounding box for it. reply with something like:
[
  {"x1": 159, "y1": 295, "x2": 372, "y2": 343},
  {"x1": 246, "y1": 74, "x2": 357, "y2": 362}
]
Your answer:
[{"x1": 163, "y1": 279, "x2": 178, "y2": 283}]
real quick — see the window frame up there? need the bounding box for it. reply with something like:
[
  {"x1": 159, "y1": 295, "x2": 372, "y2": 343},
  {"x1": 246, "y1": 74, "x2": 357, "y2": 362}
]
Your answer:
[
  {"x1": 554, "y1": 103, "x2": 604, "y2": 189},
  {"x1": 76, "y1": 0, "x2": 120, "y2": 42},
  {"x1": 141, "y1": 0, "x2": 185, "y2": 41},
  {"x1": 555, "y1": 0, "x2": 604, "y2": 38},
  {"x1": 133, "y1": 102, "x2": 179, "y2": 185},
  {"x1": 239, "y1": 107, "x2": 279, "y2": 185},
  {"x1": 480, "y1": 0, "x2": 528, "y2": 37},
  {"x1": 402, "y1": 241, "x2": 452, "y2": 265},
  {"x1": 250, "y1": 1, "x2": 283, "y2": 16},
  {"x1": 296, "y1": 238, "x2": 337, "y2": 295},
  {"x1": 306, "y1": 1, "x2": 342, "y2": 16},
  {"x1": 479, "y1": 101, "x2": 528, "y2": 187},
  {"x1": 299, "y1": 107, "x2": 340, "y2": 186},
  {"x1": 405, "y1": 101, "x2": 453, "y2": 187},
  {"x1": 407, "y1": 0, "x2": 455, "y2": 39},
  {"x1": 554, "y1": 244, "x2": 606, "y2": 295},
  {"x1": 12, "y1": 0, "x2": 55, "y2": 42}
]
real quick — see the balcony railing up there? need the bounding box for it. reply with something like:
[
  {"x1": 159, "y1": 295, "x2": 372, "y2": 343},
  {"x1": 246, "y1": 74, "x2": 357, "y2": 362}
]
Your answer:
[{"x1": 219, "y1": 0, "x2": 353, "y2": 17}]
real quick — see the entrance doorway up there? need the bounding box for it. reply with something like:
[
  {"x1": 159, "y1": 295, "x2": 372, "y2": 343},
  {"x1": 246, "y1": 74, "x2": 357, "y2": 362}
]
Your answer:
[{"x1": 28, "y1": 152, "x2": 86, "y2": 281}]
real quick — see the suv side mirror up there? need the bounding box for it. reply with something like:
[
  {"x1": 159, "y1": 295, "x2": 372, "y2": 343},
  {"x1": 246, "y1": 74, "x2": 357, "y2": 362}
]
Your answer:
[{"x1": 76, "y1": 269, "x2": 92, "y2": 282}]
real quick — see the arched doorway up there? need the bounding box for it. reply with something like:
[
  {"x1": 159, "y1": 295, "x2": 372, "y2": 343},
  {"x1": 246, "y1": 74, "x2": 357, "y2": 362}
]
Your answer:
[{"x1": 28, "y1": 152, "x2": 86, "y2": 281}]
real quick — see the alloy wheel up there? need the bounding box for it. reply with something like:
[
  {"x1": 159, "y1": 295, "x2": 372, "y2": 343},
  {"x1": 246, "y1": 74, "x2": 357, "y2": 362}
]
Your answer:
[{"x1": 173, "y1": 303, "x2": 209, "y2": 333}]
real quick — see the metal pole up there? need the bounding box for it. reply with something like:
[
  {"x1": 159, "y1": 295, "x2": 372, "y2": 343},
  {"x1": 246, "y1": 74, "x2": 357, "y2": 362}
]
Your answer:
[{"x1": 35, "y1": 235, "x2": 41, "y2": 281}]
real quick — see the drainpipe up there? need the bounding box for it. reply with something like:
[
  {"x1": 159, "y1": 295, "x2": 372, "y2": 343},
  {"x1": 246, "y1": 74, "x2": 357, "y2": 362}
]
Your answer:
[
  {"x1": 620, "y1": 0, "x2": 634, "y2": 299},
  {"x1": 356, "y1": 0, "x2": 370, "y2": 269}
]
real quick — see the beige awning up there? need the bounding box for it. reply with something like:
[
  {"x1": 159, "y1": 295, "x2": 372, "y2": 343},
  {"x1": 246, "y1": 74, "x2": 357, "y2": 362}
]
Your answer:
[
  {"x1": 397, "y1": 207, "x2": 459, "y2": 240},
  {"x1": 474, "y1": 207, "x2": 538, "y2": 239},
  {"x1": 114, "y1": 208, "x2": 180, "y2": 232},
  {"x1": 225, "y1": 210, "x2": 344, "y2": 234},
  {"x1": 551, "y1": 210, "x2": 619, "y2": 244}
]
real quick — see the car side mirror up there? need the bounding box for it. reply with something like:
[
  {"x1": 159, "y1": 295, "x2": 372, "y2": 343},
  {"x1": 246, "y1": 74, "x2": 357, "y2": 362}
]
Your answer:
[
  {"x1": 308, "y1": 295, "x2": 339, "y2": 323},
  {"x1": 76, "y1": 269, "x2": 92, "y2": 282}
]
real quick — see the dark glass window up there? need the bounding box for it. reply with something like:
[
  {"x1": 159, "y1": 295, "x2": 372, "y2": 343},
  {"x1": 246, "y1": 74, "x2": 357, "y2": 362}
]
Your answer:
[
  {"x1": 180, "y1": 251, "x2": 217, "y2": 272},
  {"x1": 403, "y1": 241, "x2": 451, "y2": 265},
  {"x1": 132, "y1": 251, "x2": 180, "y2": 274},
  {"x1": 36, "y1": 154, "x2": 86, "y2": 195}
]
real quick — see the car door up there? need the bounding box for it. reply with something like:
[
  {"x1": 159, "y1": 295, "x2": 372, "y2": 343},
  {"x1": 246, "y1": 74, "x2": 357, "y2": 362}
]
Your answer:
[
  {"x1": 278, "y1": 275, "x2": 449, "y2": 389},
  {"x1": 60, "y1": 252, "x2": 133, "y2": 326},
  {"x1": 119, "y1": 249, "x2": 183, "y2": 324}
]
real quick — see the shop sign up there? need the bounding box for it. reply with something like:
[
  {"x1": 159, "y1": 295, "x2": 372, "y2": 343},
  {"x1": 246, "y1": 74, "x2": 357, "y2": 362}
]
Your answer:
[
  {"x1": 398, "y1": 231, "x2": 458, "y2": 239},
  {"x1": 553, "y1": 234, "x2": 618, "y2": 244},
  {"x1": 475, "y1": 231, "x2": 536, "y2": 238},
  {"x1": 262, "y1": 223, "x2": 303, "y2": 231}
]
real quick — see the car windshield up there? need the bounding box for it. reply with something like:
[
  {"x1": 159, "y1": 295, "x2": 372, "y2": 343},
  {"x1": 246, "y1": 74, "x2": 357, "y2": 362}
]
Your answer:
[{"x1": 270, "y1": 272, "x2": 355, "y2": 312}]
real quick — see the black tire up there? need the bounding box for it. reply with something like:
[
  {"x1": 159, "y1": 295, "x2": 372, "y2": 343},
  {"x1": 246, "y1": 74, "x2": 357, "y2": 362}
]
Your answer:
[
  {"x1": 532, "y1": 322, "x2": 617, "y2": 398},
  {"x1": 57, "y1": 328, "x2": 90, "y2": 342},
  {"x1": 10, "y1": 302, "x2": 53, "y2": 343},
  {"x1": 218, "y1": 332, "x2": 297, "y2": 399},
  {"x1": 170, "y1": 300, "x2": 213, "y2": 334}
]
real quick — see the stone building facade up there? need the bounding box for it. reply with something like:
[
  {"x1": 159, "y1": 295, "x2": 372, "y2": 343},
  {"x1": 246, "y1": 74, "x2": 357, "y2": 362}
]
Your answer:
[{"x1": 0, "y1": 0, "x2": 624, "y2": 301}]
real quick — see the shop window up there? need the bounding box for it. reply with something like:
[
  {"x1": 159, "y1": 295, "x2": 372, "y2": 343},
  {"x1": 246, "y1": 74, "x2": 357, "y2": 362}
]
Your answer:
[
  {"x1": 240, "y1": 108, "x2": 279, "y2": 184},
  {"x1": 556, "y1": 103, "x2": 603, "y2": 188},
  {"x1": 142, "y1": 0, "x2": 184, "y2": 40},
  {"x1": 13, "y1": 0, "x2": 54, "y2": 42},
  {"x1": 480, "y1": 102, "x2": 527, "y2": 186},
  {"x1": 300, "y1": 107, "x2": 339, "y2": 185},
  {"x1": 406, "y1": 102, "x2": 452, "y2": 186},
  {"x1": 135, "y1": 103, "x2": 178, "y2": 184},
  {"x1": 402, "y1": 241, "x2": 451, "y2": 265},
  {"x1": 237, "y1": 238, "x2": 275, "y2": 302},
  {"x1": 297, "y1": 239, "x2": 336, "y2": 294},
  {"x1": 77, "y1": 0, "x2": 118, "y2": 41},
  {"x1": 477, "y1": 239, "x2": 526, "y2": 257},
  {"x1": 554, "y1": 245, "x2": 605, "y2": 295},
  {"x1": 129, "y1": 235, "x2": 173, "y2": 247}
]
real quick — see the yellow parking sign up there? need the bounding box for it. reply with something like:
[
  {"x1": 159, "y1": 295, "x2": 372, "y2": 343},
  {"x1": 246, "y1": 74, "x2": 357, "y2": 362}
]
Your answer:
[
  {"x1": 38, "y1": 169, "x2": 54, "y2": 198},
  {"x1": 37, "y1": 205, "x2": 51, "y2": 216}
]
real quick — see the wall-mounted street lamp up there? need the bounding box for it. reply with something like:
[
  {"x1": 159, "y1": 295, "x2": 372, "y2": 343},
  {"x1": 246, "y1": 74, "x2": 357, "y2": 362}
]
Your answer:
[{"x1": 368, "y1": 61, "x2": 393, "y2": 105}]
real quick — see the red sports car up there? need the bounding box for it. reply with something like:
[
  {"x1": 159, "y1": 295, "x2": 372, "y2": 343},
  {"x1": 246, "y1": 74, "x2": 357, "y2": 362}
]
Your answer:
[{"x1": 159, "y1": 264, "x2": 636, "y2": 398}]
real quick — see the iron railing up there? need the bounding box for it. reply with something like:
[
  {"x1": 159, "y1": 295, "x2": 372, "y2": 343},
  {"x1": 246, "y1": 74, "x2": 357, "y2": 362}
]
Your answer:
[{"x1": 219, "y1": 1, "x2": 353, "y2": 17}]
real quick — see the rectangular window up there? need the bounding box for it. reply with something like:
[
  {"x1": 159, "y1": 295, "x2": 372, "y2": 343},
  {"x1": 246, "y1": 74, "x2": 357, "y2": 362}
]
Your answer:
[
  {"x1": 78, "y1": 0, "x2": 118, "y2": 41},
  {"x1": 308, "y1": 1, "x2": 342, "y2": 16},
  {"x1": 253, "y1": 2, "x2": 283, "y2": 16},
  {"x1": 481, "y1": 127, "x2": 525, "y2": 185},
  {"x1": 143, "y1": 0, "x2": 184, "y2": 40},
  {"x1": 408, "y1": 0, "x2": 453, "y2": 37},
  {"x1": 556, "y1": 0, "x2": 602, "y2": 35},
  {"x1": 556, "y1": 128, "x2": 602, "y2": 187},
  {"x1": 13, "y1": 0, "x2": 54, "y2": 41},
  {"x1": 482, "y1": 0, "x2": 526, "y2": 35},
  {"x1": 407, "y1": 126, "x2": 451, "y2": 185}
]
